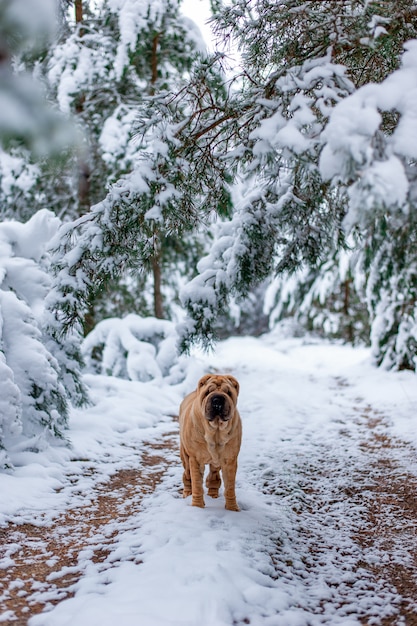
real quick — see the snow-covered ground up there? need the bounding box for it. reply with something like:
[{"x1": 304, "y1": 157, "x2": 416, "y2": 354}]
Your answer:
[{"x1": 2, "y1": 329, "x2": 417, "y2": 625}]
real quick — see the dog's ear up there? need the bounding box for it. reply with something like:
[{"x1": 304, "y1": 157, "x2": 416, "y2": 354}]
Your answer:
[
  {"x1": 226, "y1": 375, "x2": 239, "y2": 395},
  {"x1": 198, "y1": 374, "x2": 212, "y2": 388}
]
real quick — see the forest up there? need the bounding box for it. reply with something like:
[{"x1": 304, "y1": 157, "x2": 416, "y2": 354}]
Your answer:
[{"x1": 1, "y1": 0, "x2": 417, "y2": 467}]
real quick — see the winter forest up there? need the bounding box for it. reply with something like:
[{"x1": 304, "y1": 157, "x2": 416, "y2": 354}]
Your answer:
[{"x1": 1, "y1": 0, "x2": 417, "y2": 467}]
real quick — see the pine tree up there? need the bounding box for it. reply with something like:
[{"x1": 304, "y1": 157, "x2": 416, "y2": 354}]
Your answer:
[
  {"x1": 44, "y1": 0, "x2": 219, "y2": 325},
  {"x1": 49, "y1": 4, "x2": 232, "y2": 335},
  {"x1": 321, "y1": 39, "x2": 417, "y2": 368},
  {"x1": 178, "y1": 0, "x2": 417, "y2": 357},
  {"x1": 265, "y1": 245, "x2": 370, "y2": 345},
  {"x1": 0, "y1": 0, "x2": 88, "y2": 468},
  {"x1": 52, "y1": 0, "x2": 417, "y2": 368}
]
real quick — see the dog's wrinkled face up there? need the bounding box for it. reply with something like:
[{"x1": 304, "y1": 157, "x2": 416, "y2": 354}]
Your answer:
[{"x1": 197, "y1": 374, "x2": 239, "y2": 427}]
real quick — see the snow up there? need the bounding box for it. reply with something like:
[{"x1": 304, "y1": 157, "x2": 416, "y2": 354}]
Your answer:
[
  {"x1": 103, "y1": 0, "x2": 208, "y2": 79},
  {"x1": 0, "y1": 209, "x2": 60, "y2": 263},
  {"x1": 99, "y1": 107, "x2": 139, "y2": 167},
  {"x1": 0, "y1": 210, "x2": 76, "y2": 467},
  {"x1": 320, "y1": 39, "x2": 417, "y2": 230},
  {"x1": 181, "y1": 0, "x2": 214, "y2": 52},
  {"x1": 2, "y1": 328, "x2": 417, "y2": 624},
  {"x1": 82, "y1": 314, "x2": 191, "y2": 384},
  {"x1": 0, "y1": 149, "x2": 39, "y2": 200}
]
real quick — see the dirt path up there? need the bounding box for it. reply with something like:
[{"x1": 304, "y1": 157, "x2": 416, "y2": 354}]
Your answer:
[
  {"x1": 0, "y1": 431, "x2": 178, "y2": 626},
  {"x1": 355, "y1": 411, "x2": 417, "y2": 625},
  {"x1": 1, "y1": 397, "x2": 417, "y2": 625},
  {"x1": 260, "y1": 391, "x2": 417, "y2": 626}
]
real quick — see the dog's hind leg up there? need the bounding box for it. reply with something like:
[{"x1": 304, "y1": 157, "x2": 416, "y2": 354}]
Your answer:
[
  {"x1": 180, "y1": 445, "x2": 192, "y2": 498},
  {"x1": 206, "y1": 465, "x2": 221, "y2": 498},
  {"x1": 182, "y1": 468, "x2": 192, "y2": 498}
]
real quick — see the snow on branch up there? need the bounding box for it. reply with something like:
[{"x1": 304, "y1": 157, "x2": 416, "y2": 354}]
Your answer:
[
  {"x1": 178, "y1": 181, "x2": 280, "y2": 350},
  {"x1": 47, "y1": 135, "x2": 186, "y2": 337},
  {"x1": 179, "y1": 55, "x2": 354, "y2": 348},
  {"x1": 82, "y1": 314, "x2": 190, "y2": 384},
  {"x1": 320, "y1": 40, "x2": 417, "y2": 230},
  {"x1": 106, "y1": 0, "x2": 202, "y2": 79},
  {"x1": 0, "y1": 210, "x2": 87, "y2": 468}
]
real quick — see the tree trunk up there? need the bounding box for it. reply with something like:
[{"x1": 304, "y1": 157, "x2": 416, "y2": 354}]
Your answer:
[
  {"x1": 73, "y1": 1, "x2": 89, "y2": 211},
  {"x1": 150, "y1": 33, "x2": 160, "y2": 92},
  {"x1": 149, "y1": 34, "x2": 164, "y2": 319},
  {"x1": 343, "y1": 278, "x2": 353, "y2": 344},
  {"x1": 75, "y1": 0, "x2": 85, "y2": 38},
  {"x1": 75, "y1": 0, "x2": 83, "y2": 24},
  {"x1": 152, "y1": 250, "x2": 164, "y2": 319}
]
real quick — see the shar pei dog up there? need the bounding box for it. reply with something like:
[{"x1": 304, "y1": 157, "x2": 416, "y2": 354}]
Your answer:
[{"x1": 179, "y1": 373, "x2": 242, "y2": 511}]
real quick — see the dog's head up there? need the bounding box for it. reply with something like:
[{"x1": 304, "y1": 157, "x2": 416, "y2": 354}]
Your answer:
[{"x1": 197, "y1": 374, "x2": 239, "y2": 425}]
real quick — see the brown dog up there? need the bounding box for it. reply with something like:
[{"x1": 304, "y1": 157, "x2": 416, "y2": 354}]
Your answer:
[{"x1": 179, "y1": 373, "x2": 242, "y2": 511}]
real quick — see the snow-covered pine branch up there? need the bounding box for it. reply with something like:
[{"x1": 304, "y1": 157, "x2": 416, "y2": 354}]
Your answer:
[
  {"x1": 178, "y1": 2, "x2": 417, "y2": 366},
  {"x1": 321, "y1": 40, "x2": 417, "y2": 229},
  {"x1": 320, "y1": 39, "x2": 417, "y2": 369},
  {"x1": 48, "y1": 129, "x2": 196, "y2": 335},
  {"x1": 0, "y1": 210, "x2": 89, "y2": 468},
  {"x1": 178, "y1": 54, "x2": 354, "y2": 349},
  {"x1": 264, "y1": 244, "x2": 369, "y2": 345},
  {"x1": 49, "y1": 50, "x2": 235, "y2": 333}
]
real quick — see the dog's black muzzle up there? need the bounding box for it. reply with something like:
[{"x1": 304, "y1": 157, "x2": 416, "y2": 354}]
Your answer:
[{"x1": 208, "y1": 394, "x2": 229, "y2": 421}]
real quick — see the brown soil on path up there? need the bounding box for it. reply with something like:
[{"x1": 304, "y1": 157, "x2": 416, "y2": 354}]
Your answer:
[
  {"x1": 356, "y1": 412, "x2": 417, "y2": 626},
  {"x1": 0, "y1": 430, "x2": 179, "y2": 626},
  {"x1": 261, "y1": 395, "x2": 417, "y2": 626}
]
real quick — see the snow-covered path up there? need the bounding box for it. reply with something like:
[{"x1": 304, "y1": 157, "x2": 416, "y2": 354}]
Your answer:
[{"x1": 2, "y1": 332, "x2": 417, "y2": 625}]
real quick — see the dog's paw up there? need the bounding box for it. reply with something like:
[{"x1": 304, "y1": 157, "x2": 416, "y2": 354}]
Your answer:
[
  {"x1": 225, "y1": 500, "x2": 240, "y2": 512},
  {"x1": 182, "y1": 489, "x2": 192, "y2": 498},
  {"x1": 192, "y1": 497, "x2": 205, "y2": 508},
  {"x1": 207, "y1": 489, "x2": 219, "y2": 498}
]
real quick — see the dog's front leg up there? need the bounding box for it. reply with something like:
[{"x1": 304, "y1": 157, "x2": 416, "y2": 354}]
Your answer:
[
  {"x1": 189, "y1": 456, "x2": 205, "y2": 507},
  {"x1": 221, "y1": 459, "x2": 240, "y2": 511}
]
